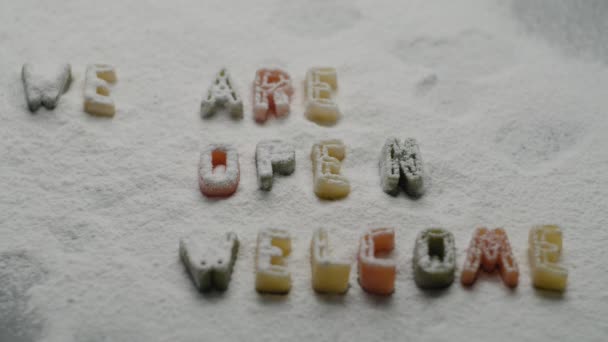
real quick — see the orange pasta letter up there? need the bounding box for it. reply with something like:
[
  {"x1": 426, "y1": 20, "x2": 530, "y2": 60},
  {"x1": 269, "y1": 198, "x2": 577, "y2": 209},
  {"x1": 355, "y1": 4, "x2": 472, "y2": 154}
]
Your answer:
[{"x1": 461, "y1": 228, "x2": 519, "y2": 288}]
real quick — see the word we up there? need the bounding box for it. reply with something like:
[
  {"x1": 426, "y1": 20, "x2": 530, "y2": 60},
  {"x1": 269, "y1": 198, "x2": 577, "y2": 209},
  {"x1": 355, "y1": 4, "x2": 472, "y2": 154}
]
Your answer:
[
  {"x1": 22, "y1": 63, "x2": 118, "y2": 116},
  {"x1": 201, "y1": 67, "x2": 340, "y2": 125}
]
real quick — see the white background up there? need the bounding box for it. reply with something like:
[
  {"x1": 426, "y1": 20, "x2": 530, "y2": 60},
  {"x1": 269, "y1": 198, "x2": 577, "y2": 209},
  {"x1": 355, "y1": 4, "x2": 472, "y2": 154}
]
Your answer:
[{"x1": 1, "y1": 0, "x2": 607, "y2": 341}]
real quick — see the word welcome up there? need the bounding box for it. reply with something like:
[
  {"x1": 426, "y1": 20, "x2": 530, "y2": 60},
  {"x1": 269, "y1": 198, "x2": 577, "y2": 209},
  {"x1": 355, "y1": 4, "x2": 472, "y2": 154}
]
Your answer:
[{"x1": 180, "y1": 225, "x2": 568, "y2": 295}]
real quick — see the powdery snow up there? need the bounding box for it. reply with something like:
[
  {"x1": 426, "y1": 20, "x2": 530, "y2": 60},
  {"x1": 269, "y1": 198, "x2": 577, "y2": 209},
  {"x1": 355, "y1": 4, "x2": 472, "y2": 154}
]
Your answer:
[{"x1": 1, "y1": 0, "x2": 608, "y2": 341}]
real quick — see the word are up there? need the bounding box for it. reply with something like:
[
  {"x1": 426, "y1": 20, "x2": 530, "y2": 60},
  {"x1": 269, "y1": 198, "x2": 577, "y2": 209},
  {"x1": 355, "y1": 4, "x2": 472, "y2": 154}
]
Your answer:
[{"x1": 198, "y1": 66, "x2": 340, "y2": 124}]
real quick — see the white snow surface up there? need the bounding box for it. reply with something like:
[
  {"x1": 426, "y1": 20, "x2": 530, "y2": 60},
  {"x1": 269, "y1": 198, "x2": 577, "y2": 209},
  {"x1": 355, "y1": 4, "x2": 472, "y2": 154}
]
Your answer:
[{"x1": 1, "y1": 0, "x2": 608, "y2": 341}]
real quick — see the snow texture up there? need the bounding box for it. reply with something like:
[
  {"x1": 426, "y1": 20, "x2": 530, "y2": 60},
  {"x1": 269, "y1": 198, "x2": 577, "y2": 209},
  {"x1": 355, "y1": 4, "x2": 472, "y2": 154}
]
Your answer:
[{"x1": 1, "y1": 0, "x2": 608, "y2": 341}]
